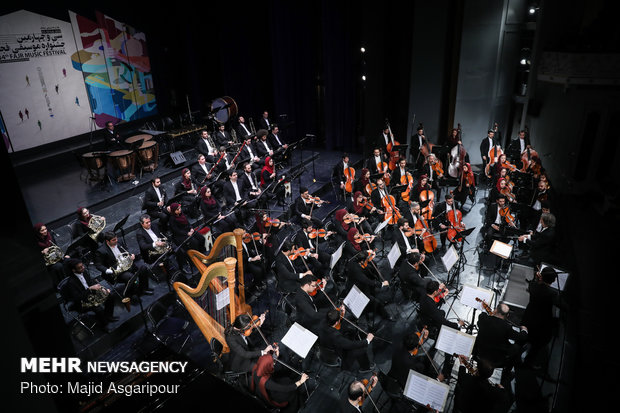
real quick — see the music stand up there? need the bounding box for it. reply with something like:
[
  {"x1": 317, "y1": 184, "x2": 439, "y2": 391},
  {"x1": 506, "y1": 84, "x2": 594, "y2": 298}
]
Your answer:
[
  {"x1": 446, "y1": 227, "x2": 475, "y2": 287},
  {"x1": 113, "y1": 214, "x2": 130, "y2": 246}
]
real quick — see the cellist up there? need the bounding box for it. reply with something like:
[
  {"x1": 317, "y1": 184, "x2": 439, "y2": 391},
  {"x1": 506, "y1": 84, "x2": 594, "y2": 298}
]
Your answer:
[{"x1": 433, "y1": 193, "x2": 460, "y2": 251}]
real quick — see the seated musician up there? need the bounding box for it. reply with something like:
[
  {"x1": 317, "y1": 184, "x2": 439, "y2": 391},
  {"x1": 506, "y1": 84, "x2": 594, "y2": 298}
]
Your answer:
[
  {"x1": 235, "y1": 116, "x2": 253, "y2": 141},
  {"x1": 473, "y1": 302, "x2": 528, "y2": 387},
  {"x1": 260, "y1": 156, "x2": 286, "y2": 206},
  {"x1": 343, "y1": 227, "x2": 377, "y2": 260},
  {"x1": 517, "y1": 212, "x2": 556, "y2": 266},
  {"x1": 240, "y1": 162, "x2": 264, "y2": 204},
  {"x1": 94, "y1": 231, "x2": 152, "y2": 297},
  {"x1": 173, "y1": 168, "x2": 200, "y2": 219},
  {"x1": 396, "y1": 218, "x2": 418, "y2": 256},
  {"x1": 294, "y1": 274, "x2": 331, "y2": 335},
  {"x1": 353, "y1": 167, "x2": 372, "y2": 197},
  {"x1": 34, "y1": 222, "x2": 70, "y2": 286},
  {"x1": 344, "y1": 248, "x2": 393, "y2": 321},
  {"x1": 348, "y1": 191, "x2": 379, "y2": 234},
  {"x1": 102, "y1": 121, "x2": 123, "y2": 151},
  {"x1": 214, "y1": 123, "x2": 233, "y2": 147},
  {"x1": 453, "y1": 357, "x2": 512, "y2": 413},
  {"x1": 240, "y1": 136, "x2": 262, "y2": 170},
  {"x1": 136, "y1": 214, "x2": 179, "y2": 273},
  {"x1": 294, "y1": 219, "x2": 332, "y2": 275},
  {"x1": 198, "y1": 186, "x2": 238, "y2": 237},
  {"x1": 433, "y1": 193, "x2": 459, "y2": 250},
  {"x1": 222, "y1": 170, "x2": 251, "y2": 226},
  {"x1": 62, "y1": 258, "x2": 118, "y2": 333},
  {"x1": 387, "y1": 328, "x2": 434, "y2": 388},
  {"x1": 143, "y1": 176, "x2": 169, "y2": 232},
  {"x1": 224, "y1": 313, "x2": 276, "y2": 373},
  {"x1": 191, "y1": 153, "x2": 213, "y2": 187},
  {"x1": 293, "y1": 186, "x2": 324, "y2": 229},
  {"x1": 73, "y1": 207, "x2": 104, "y2": 253},
  {"x1": 319, "y1": 308, "x2": 375, "y2": 372},
  {"x1": 168, "y1": 203, "x2": 206, "y2": 272},
  {"x1": 196, "y1": 129, "x2": 217, "y2": 162},
  {"x1": 523, "y1": 179, "x2": 554, "y2": 232},
  {"x1": 340, "y1": 377, "x2": 379, "y2": 413},
  {"x1": 369, "y1": 177, "x2": 396, "y2": 239},
  {"x1": 332, "y1": 208, "x2": 352, "y2": 245},
  {"x1": 274, "y1": 240, "x2": 312, "y2": 293},
  {"x1": 241, "y1": 233, "x2": 266, "y2": 294},
  {"x1": 421, "y1": 153, "x2": 444, "y2": 200},
  {"x1": 390, "y1": 157, "x2": 409, "y2": 190},
  {"x1": 256, "y1": 129, "x2": 275, "y2": 160},
  {"x1": 268, "y1": 124, "x2": 288, "y2": 150},
  {"x1": 398, "y1": 252, "x2": 429, "y2": 302},
  {"x1": 413, "y1": 174, "x2": 432, "y2": 203},
  {"x1": 483, "y1": 194, "x2": 517, "y2": 248},
  {"x1": 250, "y1": 353, "x2": 308, "y2": 413}
]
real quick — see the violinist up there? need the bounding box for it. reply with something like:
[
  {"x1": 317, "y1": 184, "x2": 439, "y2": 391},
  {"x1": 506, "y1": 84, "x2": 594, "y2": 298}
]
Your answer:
[
  {"x1": 294, "y1": 186, "x2": 325, "y2": 229},
  {"x1": 294, "y1": 274, "x2": 330, "y2": 334},
  {"x1": 432, "y1": 193, "x2": 459, "y2": 251},
  {"x1": 249, "y1": 353, "x2": 308, "y2": 413},
  {"x1": 318, "y1": 309, "x2": 375, "y2": 373},
  {"x1": 483, "y1": 195, "x2": 516, "y2": 246},
  {"x1": 274, "y1": 241, "x2": 313, "y2": 293},
  {"x1": 225, "y1": 313, "x2": 276, "y2": 373},
  {"x1": 353, "y1": 167, "x2": 372, "y2": 197},
  {"x1": 345, "y1": 249, "x2": 393, "y2": 321},
  {"x1": 387, "y1": 328, "x2": 434, "y2": 388},
  {"x1": 341, "y1": 376, "x2": 379, "y2": 413},
  {"x1": 332, "y1": 208, "x2": 353, "y2": 245},
  {"x1": 452, "y1": 162, "x2": 476, "y2": 209},
  {"x1": 490, "y1": 177, "x2": 516, "y2": 204},
  {"x1": 343, "y1": 227, "x2": 376, "y2": 260},
  {"x1": 294, "y1": 220, "x2": 331, "y2": 275},
  {"x1": 453, "y1": 357, "x2": 512, "y2": 413},
  {"x1": 397, "y1": 252, "x2": 429, "y2": 302},
  {"x1": 517, "y1": 212, "x2": 556, "y2": 266},
  {"x1": 396, "y1": 218, "x2": 418, "y2": 256},
  {"x1": 473, "y1": 302, "x2": 528, "y2": 387},
  {"x1": 349, "y1": 191, "x2": 377, "y2": 234}
]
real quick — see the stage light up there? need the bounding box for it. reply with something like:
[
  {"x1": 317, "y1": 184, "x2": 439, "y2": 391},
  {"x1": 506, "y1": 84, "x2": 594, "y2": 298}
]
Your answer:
[
  {"x1": 529, "y1": 7, "x2": 536, "y2": 14},
  {"x1": 360, "y1": 47, "x2": 366, "y2": 53},
  {"x1": 362, "y1": 75, "x2": 366, "y2": 81},
  {"x1": 520, "y1": 58, "x2": 527, "y2": 65}
]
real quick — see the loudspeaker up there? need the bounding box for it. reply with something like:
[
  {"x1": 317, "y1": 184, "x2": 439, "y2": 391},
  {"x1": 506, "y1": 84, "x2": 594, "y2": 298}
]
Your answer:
[{"x1": 169, "y1": 151, "x2": 186, "y2": 165}]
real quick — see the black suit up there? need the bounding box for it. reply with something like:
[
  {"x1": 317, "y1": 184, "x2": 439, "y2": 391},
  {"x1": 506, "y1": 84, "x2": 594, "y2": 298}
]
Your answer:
[
  {"x1": 293, "y1": 287, "x2": 329, "y2": 334},
  {"x1": 135, "y1": 222, "x2": 174, "y2": 266},
  {"x1": 521, "y1": 279, "x2": 562, "y2": 365},
  {"x1": 240, "y1": 143, "x2": 261, "y2": 168},
  {"x1": 258, "y1": 117, "x2": 271, "y2": 131},
  {"x1": 274, "y1": 253, "x2": 303, "y2": 293},
  {"x1": 225, "y1": 329, "x2": 263, "y2": 373},
  {"x1": 268, "y1": 131, "x2": 286, "y2": 149},
  {"x1": 222, "y1": 179, "x2": 249, "y2": 208},
  {"x1": 62, "y1": 270, "x2": 115, "y2": 325},
  {"x1": 214, "y1": 130, "x2": 232, "y2": 147},
  {"x1": 318, "y1": 323, "x2": 371, "y2": 371},
  {"x1": 398, "y1": 259, "x2": 428, "y2": 301},
  {"x1": 196, "y1": 138, "x2": 217, "y2": 162},
  {"x1": 191, "y1": 162, "x2": 214, "y2": 186},
  {"x1": 474, "y1": 313, "x2": 527, "y2": 367},
  {"x1": 525, "y1": 227, "x2": 555, "y2": 265},
  {"x1": 94, "y1": 242, "x2": 148, "y2": 295},
  {"x1": 143, "y1": 185, "x2": 168, "y2": 214},
  {"x1": 387, "y1": 339, "x2": 430, "y2": 388},
  {"x1": 418, "y1": 294, "x2": 459, "y2": 338},
  {"x1": 256, "y1": 138, "x2": 274, "y2": 158},
  {"x1": 236, "y1": 122, "x2": 253, "y2": 141},
  {"x1": 480, "y1": 136, "x2": 499, "y2": 166}
]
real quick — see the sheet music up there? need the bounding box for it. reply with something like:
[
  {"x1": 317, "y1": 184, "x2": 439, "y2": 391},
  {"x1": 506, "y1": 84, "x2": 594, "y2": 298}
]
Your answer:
[
  {"x1": 460, "y1": 284, "x2": 494, "y2": 311},
  {"x1": 540, "y1": 263, "x2": 569, "y2": 291},
  {"x1": 215, "y1": 288, "x2": 230, "y2": 311},
  {"x1": 343, "y1": 285, "x2": 370, "y2": 319},
  {"x1": 387, "y1": 242, "x2": 401, "y2": 269},
  {"x1": 403, "y1": 370, "x2": 450, "y2": 411},
  {"x1": 435, "y1": 325, "x2": 476, "y2": 357},
  {"x1": 374, "y1": 219, "x2": 388, "y2": 234},
  {"x1": 441, "y1": 245, "x2": 459, "y2": 272},
  {"x1": 330, "y1": 242, "x2": 345, "y2": 270},
  {"x1": 490, "y1": 240, "x2": 512, "y2": 259},
  {"x1": 280, "y1": 322, "x2": 318, "y2": 358}
]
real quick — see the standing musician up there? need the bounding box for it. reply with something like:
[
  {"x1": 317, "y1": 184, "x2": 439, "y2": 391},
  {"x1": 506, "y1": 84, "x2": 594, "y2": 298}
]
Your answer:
[
  {"x1": 340, "y1": 376, "x2": 379, "y2": 413},
  {"x1": 62, "y1": 258, "x2": 118, "y2": 333},
  {"x1": 222, "y1": 170, "x2": 251, "y2": 226},
  {"x1": 196, "y1": 130, "x2": 217, "y2": 162},
  {"x1": 294, "y1": 186, "x2": 326, "y2": 229},
  {"x1": 274, "y1": 241, "x2": 313, "y2": 293},
  {"x1": 506, "y1": 130, "x2": 531, "y2": 166},
  {"x1": 473, "y1": 302, "x2": 528, "y2": 386},
  {"x1": 94, "y1": 231, "x2": 152, "y2": 297},
  {"x1": 344, "y1": 247, "x2": 393, "y2": 321},
  {"x1": 319, "y1": 308, "x2": 376, "y2": 372},
  {"x1": 480, "y1": 129, "x2": 500, "y2": 182},
  {"x1": 143, "y1": 176, "x2": 169, "y2": 232},
  {"x1": 412, "y1": 124, "x2": 429, "y2": 171},
  {"x1": 173, "y1": 168, "x2": 200, "y2": 219},
  {"x1": 379, "y1": 124, "x2": 396, "y2": 153},
  {"x1": 224, "y1": 313, "x2": 276, "y2": 373},
  {"x1": 334, "y1": 153, "x2": 354, "y2": 200}
]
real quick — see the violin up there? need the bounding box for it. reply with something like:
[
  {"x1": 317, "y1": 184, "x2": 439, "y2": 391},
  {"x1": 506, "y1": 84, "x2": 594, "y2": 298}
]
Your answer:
[
  {"x1": 430, "y1": 158, "x2": 444, "y2": 178},
  {"x1": 358, "y1": 196, "x2": 381, "y2": 213},
  {"x1": 289, "y1": 247, "x2": 313, "y2": 260},
  {"x1": 434, "y1": 286, "x2": 449, "y2": 303},
  {"x1": 354, "y1": 232, "x2": 375, "y2": 243},
  {"x1": 358, "y1": 374, "x2": 379, "y2": 407},
  {"x1": 360, "y1": 249, "x2": 376, "y2": 269},
  {"x1": 242, "y1": 231, "x2": 262, "y2": 243},
  {"x1": 309, "y1": 277, "x2": 327, "y2": 297},
  {"x1": 520, "y1": 147, "x2": 539, "y2": 173},
  {"x1": 475, "y1": 297, "x2": 493, "y2": 315},
  {"x1": 309, "y1": 228, "x2": 334, "y2": 239},
  {"x1": 343, "y1": 213, "x2": 364, "y2": 224},
  {"x1": 499, "y1": 205, "x2": 516, "y2": 227},
  {"x1": 264, "y1": 218, "x2": 289, "y2": 228},
  {"x1": 409, "y1": 327, "x2": 429, "y2": 356},
  {"x1": 307, "y1": 195, "x2": 329, "y2": 205},
  {"x1": 500, "y1": 187, "x2": 516, "y2": 203},
  {"x1": 244, "y1": 310, "x2": 269, "y2": 336}
]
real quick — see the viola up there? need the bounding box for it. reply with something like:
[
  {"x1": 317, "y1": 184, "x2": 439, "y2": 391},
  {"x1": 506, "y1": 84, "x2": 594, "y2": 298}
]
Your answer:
[
  {"x1": 343, "y1": 213, "x2": 364, "y2": 224},
  {"x1": 409, "y1": 327, "x2": 429, "y2": 356},
  {"x1": 446, "y1": 207, "x2": 465, "y2": 242},
  {"x1": 433, "y1": 286, "x2": 449, "y2": 303},
  {"x1": 429, "y1": 157, "x2": 444, "y2": 178},
  {"x1": 309, "y1": 228, "x2": 334, "y2": 239},
  {"x1": 500, "y1": 187, "x2": 516, "y2": 203},
  {"x1": 520, "y1": 147, "x2": 539, "y2": 173},
  {"x1": 309, "y1": 278, "x2": 327, "y2": 297},
  {"x1": 357, "y1": 196, "x2": 380, "y2": 213},
  {"x1": 500, "y1": 160, "x2": 518, "y2": 172},
  {"x1": 242, "y1": 232, "x2": 262, "y2": 243},
  {"x1": 365, "y1": 182, "x2": 377, "y2": 197}
]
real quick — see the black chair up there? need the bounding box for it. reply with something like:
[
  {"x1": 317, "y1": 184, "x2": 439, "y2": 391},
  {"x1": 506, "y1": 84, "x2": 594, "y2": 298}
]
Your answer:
[
  {"x1": 210, "y1": 337, "x2": 249, "y2": 388},
  {"x1": 57, "y1": 277, "x2": 96, "y2": 337},
  {"x1": 145, "y1": 292, "x2": 192, "y2": 352}
]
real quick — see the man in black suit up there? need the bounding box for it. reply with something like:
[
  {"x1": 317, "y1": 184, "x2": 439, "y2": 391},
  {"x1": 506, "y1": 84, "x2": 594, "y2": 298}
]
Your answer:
[
  {"x1": 214, "y1": 123, "x2": 233, "y2": 147},
  {"x1": 480, "y1": 129, "x2": 500, "y2": 181},
  {"x1": 345, "y1": 251, "x2": 393, "y2": 320},
  {"x1": 412, "y1": 124, "x2": 429, "y2": 171},
  {"x1": 257, "y1": 110, "x2": 272, "y2": 131},
  {"x1": 238, "y1": 136, "x2": 262, "y2": 170},
  {"x1": 135, "y1": 214, "x2": 179, "y2": 277},
  {"x1": 387, "y1": 328, "x2": 433, "y2": 387},
  {"x1": 222, "y1": 170, "x2": 250, "y2": 225},
  {"x1": 319, "y1": 309, "x2": 375, "y2": 372},
  {"x1": 433, "y1": 193, "x2": 459, "y2": 250},
  {"x1": 61, "y1": 258, "x2": 118, "y2": 333},
  {"x1": 293, "y1": 186, "x2": 324, "y2": 229},
  {"x1": 293, "y1": 274, "x2": 330, "y2": 334},
  {"x1": 268, "y1": 125, "x2": 288, "y2": 151},
  {"x1": 143, "y1": 176, "x2": 169, "y2": 231},
  {"x1": 255, "y1": 129, "x2": 274, "y2": 159},
  {"x1": 506, "y1": 129, "x2": 531, "y2": 165},
  {"x1": 235, "y1": 116, "x2": 254, "y2": 141},
  {"x1": 196, "y1": 130, "x2": 217, "y2": 162},
  {"x1": 191, "y1": 153, "x2": 213, "y2": 187},
  {"x1": 483, "y1": 195, "x2": 517, "y2": 247},
  {"x1": 94, "y1": 231, "x2": 153, "y2": 297},
  {"x1": 474, "y1": 302, "x2": 528, "y2": 386},
  {"x1": 517, "y1": 212, "x2": 556, "y2": 265},
  {"x1": 102, "y1": 121, "x2": 123, "y2": 151},
  {"x1": 395, "y1": 218, "x2": 418, "y2": 257},
  {"x1": 397, "y1": 252, "x2": 429, "y2": 302},
  {"x1": 224, "y1": 313, "x2": 276, "y2": 373},
  {"x1": 274, "y1": 241, "x2": 312, "y2": 293}
]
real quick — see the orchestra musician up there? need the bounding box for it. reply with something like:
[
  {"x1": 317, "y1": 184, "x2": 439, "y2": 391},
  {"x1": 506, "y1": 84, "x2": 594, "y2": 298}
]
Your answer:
[
  {"x1": 191, "y1": 153, "x2": 213, "y2": 186},
  {"x1": 294, "y1": 186, "x2": 325, "y2": 229},
  {"x1": 390, "y1": 157, "x2": 410, "y2": 191},
  {"x1": 397, "y1": 251, "x2": 429, "y2": 302},
  {"x1": 332, "y1": 208, "x2": 353, "y2": 245},
  {"x1": 340, "y1": 376, "x2": 379, "y2": 413},
  {"x1": 348, "y1": 191, "x2": 379, "y2": 234},
  {"x1": 319, "y1": 308, "x2": 376, "y2": 372},
  {"x1": 196, "y1": 130, "x2": 217, "y2": 161},
  {"x1": 235, "y1": 116, "x2": 253, "y2": 141},
  {"x1": 453, "y1": 357, "x2": 512, "y2": 413},
  {"x1": 334, "y1": 153, "x2": 354, "y2": 199},
  {"x1": 473, "y1": 302, "x2": 528, "y2": 387},
  {"x1": 34, "y1": 222, "x2": 71, "y2": 286},
  {"x1": 214, "y1": 123, "x2": 233, "y2": 147},
  {"x1": 345, "y1": 250, "x2": 393, "y2": 321},
  {"x1": 422, "y1": 153, "x2": 444, "y2": 200},
  {"x1": 257, "y1": 110, "x2": 272, "y2": 131},
  {"x1": 274, "y1": 240, "x2": 313, "y2": 294},
  {"x1": 167, "y1": 203, "x2": 207, "y2": 270},
  {"x1": 241, "y1": 231, "x2": 266, "y2": 293},
  {"x1": 260, "y1": 156, "x2": 286, "y2": 206},
  {"x1": 293, "y1": 219, "x2": 331, "y2": 276},
  {"x1": 240, "y1": 162, "x2": 263, "y2": 204},
  {"x1": 268, "y1": 124, "x2": 288, "y2": 151},
  {"x1": 412, "y1": 124, "x2": 429, "y2": 171},
  {"x1": 387, "y1": 328, "x2": 435, "y2": 388},
  {"x1": 452, "y1": 162, "x2": 476, "y2": 209},
  {"x1": 135, "y1": 214, "x2": 179, "y2": 272},
  {"x1": 102, "y1": 121, "x2": 122, "y2": 151},
  {"x1": 198, "y1": 186, "x2": 238, "y2": 236},
  {"x1": 483, "y1": 194, "x2": 517, "y2": 247},
  {"x1": 432, "y1": 193, "x2": 459, "y2": 250},
  {"x1": 294, "y1": 274, "x2": 331, "y2": 334},
  {"x1": 73, "y1": 207, "x2": 104, "y2": 253},
  {"x1": 239, "y1": 136, "x2": 262, "y2": 170},
  {"x1": 142, "y1": 176, "x2": 169, "y2": 232},
  {"x1": 224, "y1": 313, "x2": 275, "y2": 373},
  {"x1": 395, "y1": 218, "x2": 418, "y2": 256},
  {"x1": 222, "y1": 170, "x2": 251, "y2": 226},
  {"x1": 256, "y1": 129, "x2": 275, "y2": 159},
  {"x1": 480, "y1": 129, "x2": 500, "y2": 182},
  {"x1": 249, "y1": 353, "x2": 308, "y2": 413},
  {"x1": 173, "y1": 168, "x2": 200, "y2": 219},
  {"x1": 517, "y1": 212, "x2": 556, "y2": 266},
  {"x1": 353, "y1": 167, "x2": 372, "y2": 197},
  {"x1": 365, "y1": 148, "x2": 390, "y2": 184},
  {"x1": 94, "y1": 231, "x2": 152, "y2": 297},
  {"x1": 62, "y1": 258, "x2": 118, "y2": 333},
  {"x1": 507, "y1": 130, "x2": 531, "y2": 166}
]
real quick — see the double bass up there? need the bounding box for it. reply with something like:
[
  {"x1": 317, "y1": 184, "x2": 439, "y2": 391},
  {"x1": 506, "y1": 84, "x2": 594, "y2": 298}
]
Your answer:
[{"x1": 385, "y1": 120, "x2": 401, "y2": 171}]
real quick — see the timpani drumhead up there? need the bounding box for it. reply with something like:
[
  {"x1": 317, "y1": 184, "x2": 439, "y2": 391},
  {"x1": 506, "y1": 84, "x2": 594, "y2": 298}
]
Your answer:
[
  {"x1": 138, "y1": 140, "x2": 158, "y2": 162},
  {"x1": 82, "y1": 152, "x2": 105, "y2": 170},
  {"x1": 210, "y1": 96, "x2": 238, "y2": 124},
  {"x1": 109, "y1": 150, "x2": 135, "y2": 170},
  {"x1": 125, "y1": 134, "x2": 153, "y2": 146}
]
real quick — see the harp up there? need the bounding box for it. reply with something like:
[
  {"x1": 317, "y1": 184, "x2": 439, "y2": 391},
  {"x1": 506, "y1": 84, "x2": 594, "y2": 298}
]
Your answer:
[{"x1": 173, "y1": 228, "x2": 251, "y2": 353}]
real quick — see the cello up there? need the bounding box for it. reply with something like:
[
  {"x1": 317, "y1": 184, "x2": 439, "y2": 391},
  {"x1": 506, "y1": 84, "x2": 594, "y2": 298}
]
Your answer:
[
  {"x1": 344, "y1": 165, "x2": 355, "y2": 194},
  {"x1": 385, "y1": 120, "x2": 401, "y2": 171},
  {"x1": 484, "y1": 145, "x2": 503, "y2": 178},
  {"x1": 446, "y1": 203, "x2": 466, "y2": 243},
  {"x1": 414, "y1": 213, "x2": 437, "y2": 253},
  {"x1": 381, "y1": 192, "x2": 402, "y2": 225}
]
